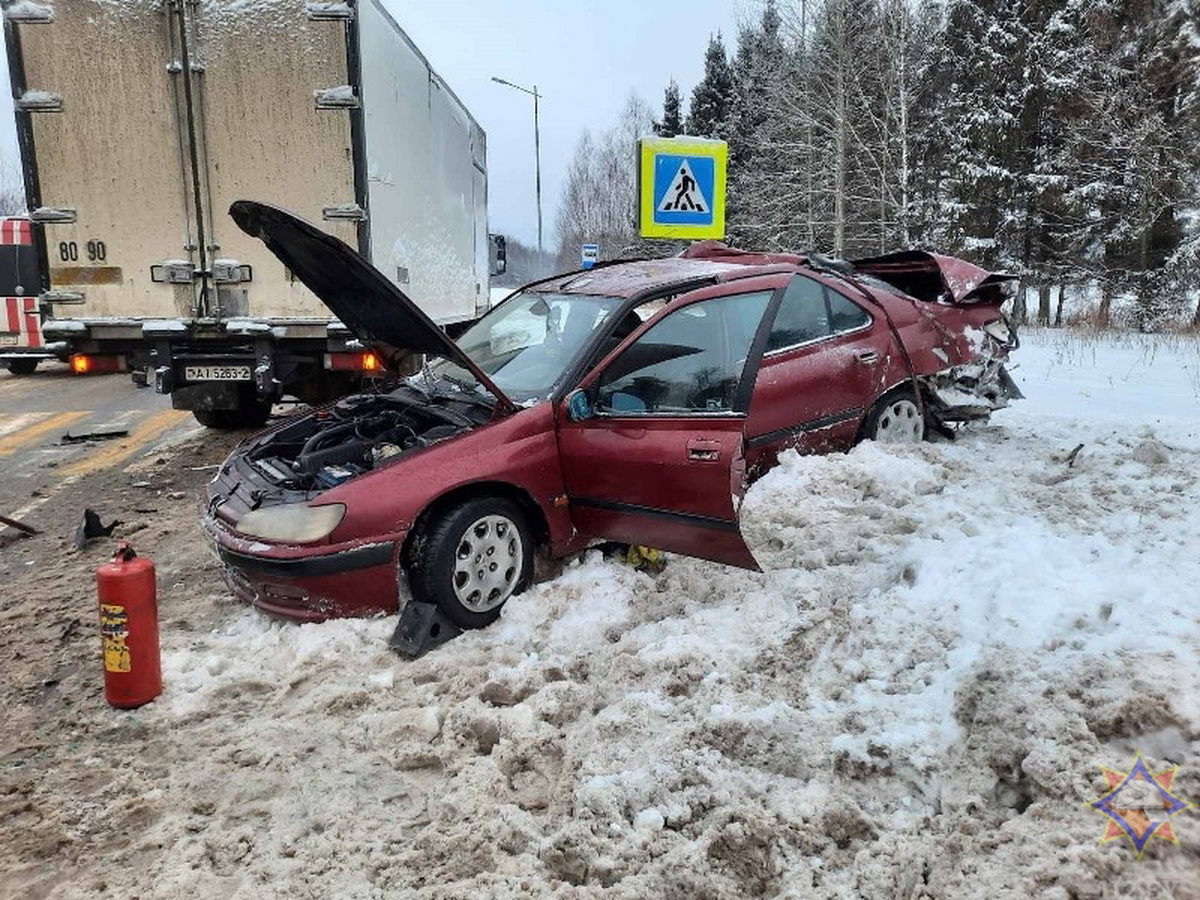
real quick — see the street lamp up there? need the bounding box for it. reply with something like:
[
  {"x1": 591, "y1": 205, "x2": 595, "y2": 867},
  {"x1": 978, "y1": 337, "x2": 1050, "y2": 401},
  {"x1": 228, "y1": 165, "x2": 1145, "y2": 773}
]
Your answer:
[{"x1": 491, "y1": 76, "x2": 543, "y2": 256}]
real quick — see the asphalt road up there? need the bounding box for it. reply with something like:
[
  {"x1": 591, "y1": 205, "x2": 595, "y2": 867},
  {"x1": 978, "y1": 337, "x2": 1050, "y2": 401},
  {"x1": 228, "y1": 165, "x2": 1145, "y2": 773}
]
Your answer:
[{"x1": 0, "y1": 364, "x2": 202, "y2": 533}]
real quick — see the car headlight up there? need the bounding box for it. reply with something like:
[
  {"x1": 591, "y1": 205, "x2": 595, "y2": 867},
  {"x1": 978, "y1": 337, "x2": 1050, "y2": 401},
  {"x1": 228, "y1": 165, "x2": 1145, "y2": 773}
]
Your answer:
[
  {"x1": 235, "y1": 503, "x2": 346, "y2": 543},
  {"x1": 982, "y1": 318, "x2": 1012, "y2": 345}
]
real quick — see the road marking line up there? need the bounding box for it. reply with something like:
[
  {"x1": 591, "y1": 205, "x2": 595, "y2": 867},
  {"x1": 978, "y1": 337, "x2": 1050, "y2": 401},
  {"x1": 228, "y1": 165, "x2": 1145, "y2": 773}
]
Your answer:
[
  {"x1": 59, "y1": 409, "x2": 190, "y2": 478},
  {"x1": 0, "y1": 412, "x2": 43, "y2": 438},
  {"x1": 0, "y1": 411, "x2": 89, "y2": 457}
]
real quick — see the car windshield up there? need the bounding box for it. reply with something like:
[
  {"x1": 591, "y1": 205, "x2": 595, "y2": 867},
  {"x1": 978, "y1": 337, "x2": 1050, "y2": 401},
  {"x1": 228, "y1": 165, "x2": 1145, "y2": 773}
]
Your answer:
[{"x1": 427, "y1": 291, "x2": 625, "y2": 402}]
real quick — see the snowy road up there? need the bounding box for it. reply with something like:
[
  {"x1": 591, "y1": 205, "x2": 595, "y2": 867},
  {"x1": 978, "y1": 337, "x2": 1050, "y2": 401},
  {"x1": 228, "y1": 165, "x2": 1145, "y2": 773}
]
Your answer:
[{"x1": 3, "y1": 329, "x2": 1198, "y2": 898}]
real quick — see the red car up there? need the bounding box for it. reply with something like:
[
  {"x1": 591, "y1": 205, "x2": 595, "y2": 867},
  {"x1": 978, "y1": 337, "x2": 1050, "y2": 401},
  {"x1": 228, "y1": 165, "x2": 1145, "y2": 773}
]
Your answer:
[{"x1": 203, "y1": 202, "x2": 1020, "y2": 627}]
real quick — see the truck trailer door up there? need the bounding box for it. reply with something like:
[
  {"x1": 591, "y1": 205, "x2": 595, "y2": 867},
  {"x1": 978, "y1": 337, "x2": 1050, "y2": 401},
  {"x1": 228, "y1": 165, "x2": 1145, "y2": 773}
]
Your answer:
[
  {"x1": 183, "y1": 0, "x2": 360, "y2": 320},
  {"x1": 7, "y1": 1, "x2": 200, "y2": 320}
]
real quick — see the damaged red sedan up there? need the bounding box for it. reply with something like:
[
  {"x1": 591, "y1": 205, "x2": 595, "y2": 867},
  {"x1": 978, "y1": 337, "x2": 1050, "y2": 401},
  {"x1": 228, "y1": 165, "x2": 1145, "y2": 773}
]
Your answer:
[{"x1": 203, "y1": 202, "x2": 1020, "y2": 627}]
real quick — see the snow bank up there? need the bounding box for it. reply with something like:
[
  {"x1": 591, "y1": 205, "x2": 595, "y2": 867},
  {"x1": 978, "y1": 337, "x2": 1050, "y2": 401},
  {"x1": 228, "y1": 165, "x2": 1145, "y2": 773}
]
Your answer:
[{"x1": 117, "y1": 330, "x2": 1200, "y2": 896}]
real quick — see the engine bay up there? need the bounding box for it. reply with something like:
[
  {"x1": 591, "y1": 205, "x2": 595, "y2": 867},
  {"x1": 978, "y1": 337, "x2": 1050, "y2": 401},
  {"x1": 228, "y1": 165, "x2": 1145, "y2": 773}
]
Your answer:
[{"x1": 241, "y1": 385, "x2": 489, "y2": 493}]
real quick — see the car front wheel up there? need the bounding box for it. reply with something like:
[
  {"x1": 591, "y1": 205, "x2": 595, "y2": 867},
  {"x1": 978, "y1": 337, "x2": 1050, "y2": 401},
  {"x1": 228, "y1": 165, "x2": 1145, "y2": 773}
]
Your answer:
[
  {"x1": 409, "y1": 496, "x2": 534, "y2": 629},
  {"x1": 864, "y1": 390, "x2": 925, "y2": 444}
]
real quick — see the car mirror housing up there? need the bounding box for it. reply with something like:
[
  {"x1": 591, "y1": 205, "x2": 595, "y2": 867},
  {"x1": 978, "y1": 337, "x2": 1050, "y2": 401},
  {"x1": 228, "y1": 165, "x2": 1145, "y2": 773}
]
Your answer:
[{"x1": 566, "y1": 389, "x2": 594, "y2": 422}]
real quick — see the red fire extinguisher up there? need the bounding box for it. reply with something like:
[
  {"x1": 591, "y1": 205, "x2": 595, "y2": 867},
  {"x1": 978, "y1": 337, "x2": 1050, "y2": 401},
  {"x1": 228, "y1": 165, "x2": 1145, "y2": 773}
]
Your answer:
[{"x1": 96, "y1": 541, "x2": 162, "y2": 709}]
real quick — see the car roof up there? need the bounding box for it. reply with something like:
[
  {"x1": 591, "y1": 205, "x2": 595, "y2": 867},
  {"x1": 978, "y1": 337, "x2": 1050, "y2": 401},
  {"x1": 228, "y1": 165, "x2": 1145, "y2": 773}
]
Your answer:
[{"x1": 529, "y1": 245, "x2": 812, "y2": 299}]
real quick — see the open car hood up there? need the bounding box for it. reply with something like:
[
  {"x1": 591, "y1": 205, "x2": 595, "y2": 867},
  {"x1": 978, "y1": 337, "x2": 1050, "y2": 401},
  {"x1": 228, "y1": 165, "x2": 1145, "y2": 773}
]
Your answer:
[
  {"x1": 229, "y1": 201, "x2": 514, "y2": 412},
  {"x1": 851, "y1": 250, "x2": 1018, "y2": 304}
]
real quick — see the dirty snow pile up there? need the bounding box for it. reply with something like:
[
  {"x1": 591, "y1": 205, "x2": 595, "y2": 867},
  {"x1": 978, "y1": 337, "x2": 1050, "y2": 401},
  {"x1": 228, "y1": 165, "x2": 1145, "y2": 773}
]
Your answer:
[{"x1": 112, "y1": 331, "x2": 1200, "y2": 896}]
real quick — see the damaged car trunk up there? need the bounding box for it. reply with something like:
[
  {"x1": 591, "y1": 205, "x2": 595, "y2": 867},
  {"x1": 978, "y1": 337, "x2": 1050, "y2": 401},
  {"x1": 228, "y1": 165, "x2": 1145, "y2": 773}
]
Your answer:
[{"x1": 848, "y1": 249, "x2": 1024, "y2": 426}]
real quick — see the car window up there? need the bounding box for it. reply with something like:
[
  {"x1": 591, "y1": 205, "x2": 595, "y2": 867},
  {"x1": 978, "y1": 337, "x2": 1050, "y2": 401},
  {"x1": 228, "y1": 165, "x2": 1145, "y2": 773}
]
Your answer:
[
  {"x1": 827, "y1": 288, "x2": 871, "y2": 332},
  {"x1": 767, "y1": 276, "x2": 829, "y2": 351},
  {"x1": 596, "y1": 291, "x2": 772, "y2": 415},
  {"x1": 433, "y1": 291, "x2": 623, "y2": 400}
]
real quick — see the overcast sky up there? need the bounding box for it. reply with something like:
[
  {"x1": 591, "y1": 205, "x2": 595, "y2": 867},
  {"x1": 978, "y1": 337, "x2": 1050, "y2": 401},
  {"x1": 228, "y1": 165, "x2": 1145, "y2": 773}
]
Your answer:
[
  {"x1": 390, "y1": 0, "x2": 748, "y2": 248},
  {"x1": 0, "y1": 0, "x2": 749, "y2": 248}
]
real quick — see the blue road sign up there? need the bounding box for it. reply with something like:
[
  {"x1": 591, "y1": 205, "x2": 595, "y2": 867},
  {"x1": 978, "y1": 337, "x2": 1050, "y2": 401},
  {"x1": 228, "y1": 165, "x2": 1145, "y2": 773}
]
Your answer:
[{"x1": 581, "y1": 243, "x2": 599, "y2": 269}]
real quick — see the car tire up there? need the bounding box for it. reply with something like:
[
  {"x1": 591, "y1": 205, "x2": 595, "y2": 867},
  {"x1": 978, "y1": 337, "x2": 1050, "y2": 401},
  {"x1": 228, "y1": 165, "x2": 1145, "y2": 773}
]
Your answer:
[
  {"x1": 6, "y1": 358, "x2": 39, "y2": 376},
  {"x1": 409, "y1": 496, "x2": 534, "y2": 630},
  {"x1": 863, "y1": 389, "x2": 925, "y2": 444}
]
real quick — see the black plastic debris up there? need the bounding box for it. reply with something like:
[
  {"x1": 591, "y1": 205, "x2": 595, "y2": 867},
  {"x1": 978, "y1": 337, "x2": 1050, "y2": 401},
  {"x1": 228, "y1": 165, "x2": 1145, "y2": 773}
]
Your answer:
[
  {"x1": 388, "y1": 601, "x2": 461, "y2": 659},
  {"x1": 61, "y1": 426, "x2": 129, "y2": 444},
  {"x1": 0, "y1": 512, "x2": 39, "y2": 537},
  {"x1": 74, "y1": 508, "x2": 122, "y2": 549}
]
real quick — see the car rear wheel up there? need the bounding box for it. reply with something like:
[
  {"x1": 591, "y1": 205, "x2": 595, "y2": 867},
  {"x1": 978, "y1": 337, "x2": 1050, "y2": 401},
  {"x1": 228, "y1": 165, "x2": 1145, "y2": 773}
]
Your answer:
[
  {"x1": 409, "y1": 496, "x2": 534, "y2": 629},
  {"x1": 864, "y1": 390, "x2": 925, "y2": 444}
]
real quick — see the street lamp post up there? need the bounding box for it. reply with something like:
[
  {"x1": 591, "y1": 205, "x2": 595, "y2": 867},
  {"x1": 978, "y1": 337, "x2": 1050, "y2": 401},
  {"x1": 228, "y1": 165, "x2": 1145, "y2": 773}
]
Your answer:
[{"x1": 491, "y1": 76, "x2": 543, "y2": 256}]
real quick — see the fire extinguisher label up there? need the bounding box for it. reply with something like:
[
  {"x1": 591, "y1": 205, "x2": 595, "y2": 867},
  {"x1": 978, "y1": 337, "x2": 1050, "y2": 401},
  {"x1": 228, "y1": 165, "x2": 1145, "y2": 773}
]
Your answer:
[{"x1": 100, "y1": 603, "x2": 132, "y2": 673}]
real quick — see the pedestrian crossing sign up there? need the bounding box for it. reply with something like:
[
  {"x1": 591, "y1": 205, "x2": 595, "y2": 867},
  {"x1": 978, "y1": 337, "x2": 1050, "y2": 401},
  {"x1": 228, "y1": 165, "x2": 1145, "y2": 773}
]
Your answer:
[{"x1": 639, "y1": 135, "x2": 727, "y2": 239}]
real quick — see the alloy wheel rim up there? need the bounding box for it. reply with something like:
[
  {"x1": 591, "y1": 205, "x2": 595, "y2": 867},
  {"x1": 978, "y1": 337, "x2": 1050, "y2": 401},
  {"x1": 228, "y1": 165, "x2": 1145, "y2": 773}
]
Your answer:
[
  {"x1": 452, "y1": 514, "x2": 523, "y2": 612},
  {"x1": 875, "y1": 399, "x2": 924, "y2": 444}
]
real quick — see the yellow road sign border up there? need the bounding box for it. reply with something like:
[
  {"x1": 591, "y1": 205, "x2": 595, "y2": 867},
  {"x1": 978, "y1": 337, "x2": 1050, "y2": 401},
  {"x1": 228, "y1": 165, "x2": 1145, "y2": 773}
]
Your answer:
[{"x1": 638, "y1": 135, "x2": 728, "y2": 240}]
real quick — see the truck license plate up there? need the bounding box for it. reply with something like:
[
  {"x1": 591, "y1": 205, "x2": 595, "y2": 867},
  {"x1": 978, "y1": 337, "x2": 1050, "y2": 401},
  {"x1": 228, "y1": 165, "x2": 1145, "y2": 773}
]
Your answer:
[
  {"x1": 185, "y1": 365, "x2": 251, "y2": 381},
  {"x1": 0, "y1": 334, "x2": 17, "y2": 346}
]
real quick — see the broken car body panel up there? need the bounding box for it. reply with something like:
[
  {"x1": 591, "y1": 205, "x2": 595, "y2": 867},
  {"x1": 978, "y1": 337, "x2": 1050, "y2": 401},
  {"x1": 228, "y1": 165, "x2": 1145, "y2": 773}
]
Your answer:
[
  {"x1": 851, "y1": 249, "x2": 1020, "y2": 305},
  {"x1": 204, "y1": 213, "x2": 1019, "y2": 621}
]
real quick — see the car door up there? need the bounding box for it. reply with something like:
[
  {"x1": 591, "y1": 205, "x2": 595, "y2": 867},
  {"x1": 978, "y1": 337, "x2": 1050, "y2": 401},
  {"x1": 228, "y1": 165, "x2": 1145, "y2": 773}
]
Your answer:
[
  {"x1": 555, "y1": 285, "x2": 782, "y2": 571},
  {"x1": 745, "y1": 274, "x2": 892, "y2": 466}
]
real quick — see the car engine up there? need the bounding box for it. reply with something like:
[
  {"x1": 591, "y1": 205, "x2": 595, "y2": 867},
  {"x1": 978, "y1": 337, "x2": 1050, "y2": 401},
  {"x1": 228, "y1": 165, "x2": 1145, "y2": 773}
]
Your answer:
[{"x1": 241, "y1": 386, "x2": 488, "y2": 492}]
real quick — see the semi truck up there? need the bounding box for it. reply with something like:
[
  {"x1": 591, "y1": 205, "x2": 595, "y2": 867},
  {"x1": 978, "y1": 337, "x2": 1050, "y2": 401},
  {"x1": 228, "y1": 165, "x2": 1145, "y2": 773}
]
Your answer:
[{"x1": 4, "y1": 0, "x2": 501, "y2": 426}]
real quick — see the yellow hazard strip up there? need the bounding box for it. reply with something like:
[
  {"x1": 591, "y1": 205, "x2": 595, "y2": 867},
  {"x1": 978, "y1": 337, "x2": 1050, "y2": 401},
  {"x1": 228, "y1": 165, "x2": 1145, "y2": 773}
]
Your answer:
[
  {"x1": 0, "y1": 411, "x2": 89, "y2": 457},
  {"x1": 60, "y1": 409, "x2": 189, "y2": 478}
]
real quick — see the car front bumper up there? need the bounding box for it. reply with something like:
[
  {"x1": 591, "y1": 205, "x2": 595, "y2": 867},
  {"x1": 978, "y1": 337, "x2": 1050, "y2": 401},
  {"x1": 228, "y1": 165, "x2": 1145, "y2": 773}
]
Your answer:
[{"x1": 202, "y1": 512, "x2": 402, "y2": 621}]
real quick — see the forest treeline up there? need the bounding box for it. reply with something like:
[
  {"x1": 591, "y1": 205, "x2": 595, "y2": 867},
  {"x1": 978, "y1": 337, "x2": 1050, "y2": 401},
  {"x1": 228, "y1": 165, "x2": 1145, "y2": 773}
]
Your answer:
[{"x1": 556, "y1": 0, "x2": 1200, "y2": 328}]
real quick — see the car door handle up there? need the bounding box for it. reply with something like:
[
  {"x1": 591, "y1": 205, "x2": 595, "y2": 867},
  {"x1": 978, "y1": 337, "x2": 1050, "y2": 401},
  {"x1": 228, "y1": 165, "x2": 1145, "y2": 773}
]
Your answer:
[
  {"x1": 686, "y1": 439, "x2": 722, "y2": 462},
  {"x1": 856, "y1": 351, "x2": 880, "y2": 365}
]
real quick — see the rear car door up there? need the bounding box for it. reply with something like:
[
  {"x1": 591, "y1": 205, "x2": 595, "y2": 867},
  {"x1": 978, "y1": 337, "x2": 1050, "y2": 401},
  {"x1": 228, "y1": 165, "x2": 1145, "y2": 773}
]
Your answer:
[
  {"x1": 556, "y1": 284, "x2": 782, "y2": 570},
  {"x1": 745, "y1": 274, "x2": 892, "y2": 465}
]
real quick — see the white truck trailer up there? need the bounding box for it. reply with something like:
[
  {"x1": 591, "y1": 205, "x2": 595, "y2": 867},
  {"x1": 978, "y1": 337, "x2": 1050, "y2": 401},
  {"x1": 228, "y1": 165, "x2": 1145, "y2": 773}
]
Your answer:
[{"x1": 4, "y1": 0, "x2": 501, "y2": 426}]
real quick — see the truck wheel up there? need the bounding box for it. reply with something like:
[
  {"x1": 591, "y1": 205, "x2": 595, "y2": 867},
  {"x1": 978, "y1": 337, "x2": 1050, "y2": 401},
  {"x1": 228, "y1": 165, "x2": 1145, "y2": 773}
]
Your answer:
[
  {"x1": 192, "y1": 400, "x2": 271, "y2": 430},
  {"x1": 231, "y1": 399, "x2": 272, "y2": 429},
  {"x1": 409, "y1": 496, "x2": 534, "y2": 630},
  {"x1": 6, "y1": 358, "x2": 39, "y2": 376},
  {"x1": 192, "y1": 409, "x2": 234, "y2": 429}
]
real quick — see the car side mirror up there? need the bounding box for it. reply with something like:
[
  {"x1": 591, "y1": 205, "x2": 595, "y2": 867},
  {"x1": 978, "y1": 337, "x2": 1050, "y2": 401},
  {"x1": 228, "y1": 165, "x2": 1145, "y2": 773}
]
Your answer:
[{"x1": 565, "y1": 389, "x2": 593, "y2": 422}]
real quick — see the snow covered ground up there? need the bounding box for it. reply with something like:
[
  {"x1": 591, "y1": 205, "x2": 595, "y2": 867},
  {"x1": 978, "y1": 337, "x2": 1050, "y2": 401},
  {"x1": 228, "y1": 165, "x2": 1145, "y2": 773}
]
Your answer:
[{"x1": 34, "y1": 329, "x2": 1200, "y2": 897}]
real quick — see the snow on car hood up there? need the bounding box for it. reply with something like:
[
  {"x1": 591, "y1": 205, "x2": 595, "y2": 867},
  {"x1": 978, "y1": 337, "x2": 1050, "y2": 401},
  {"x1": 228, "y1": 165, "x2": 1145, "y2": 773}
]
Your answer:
[
  {"x1": 229, "y1": 201, "x2": 514, "y2": 411},
  {"x1": 851, "y1": 249, "x2": 1018, "y2": 303}
]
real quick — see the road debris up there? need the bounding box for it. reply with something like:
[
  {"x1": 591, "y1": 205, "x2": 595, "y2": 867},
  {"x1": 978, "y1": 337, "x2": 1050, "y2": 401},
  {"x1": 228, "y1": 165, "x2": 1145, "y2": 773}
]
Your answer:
[
  {"x1": 0, "y1": 512, "x2": 39, "y2": 536},
  {"x1": 74, "y1": 508, "x2": 122, "y2": 549},
  {"x1": 388, "y1": 601, "x2": 462, "y2": 659},
  {"x1": 61, "y1": 426, "x2": 130, "y2": 444}
]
